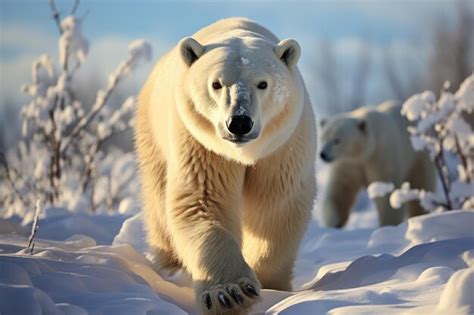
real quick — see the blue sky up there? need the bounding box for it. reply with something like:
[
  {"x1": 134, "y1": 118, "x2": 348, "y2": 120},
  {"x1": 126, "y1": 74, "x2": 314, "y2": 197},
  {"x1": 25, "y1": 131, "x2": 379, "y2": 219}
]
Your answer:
[
  {"x1": 1, "y1": 0, "x2": 453, "y2": 55},
  {"x1": 0, "y1": 0, "x2": 469, "y2": 116}
]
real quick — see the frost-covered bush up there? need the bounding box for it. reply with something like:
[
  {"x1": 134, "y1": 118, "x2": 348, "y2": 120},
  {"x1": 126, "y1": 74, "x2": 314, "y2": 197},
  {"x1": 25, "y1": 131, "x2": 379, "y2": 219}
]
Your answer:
[
  {"x1": 368, "y1": 74, "x2": 474, "y2": 211},
  {"x1": 0, "y1": 1, "x2": 151, "y2": 216}
]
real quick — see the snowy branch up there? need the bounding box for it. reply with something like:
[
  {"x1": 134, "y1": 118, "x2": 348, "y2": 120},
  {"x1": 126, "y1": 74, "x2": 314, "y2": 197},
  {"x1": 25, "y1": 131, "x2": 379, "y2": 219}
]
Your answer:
[
  {"x1": 1, "y1": 0, "x2": 151, "y2": 214},
  {"x1": 61, "y1": 41, "x2": 151, "y2": 153},
  {"x1": 379, "y1": 74, "x2": 474, "y2": 211},
  {"x1": 367, "y1": 75, "x2": 474, "y2": 212},
  {"x1": 367, "y1": 182, "x2": 395, "y2": 199}
]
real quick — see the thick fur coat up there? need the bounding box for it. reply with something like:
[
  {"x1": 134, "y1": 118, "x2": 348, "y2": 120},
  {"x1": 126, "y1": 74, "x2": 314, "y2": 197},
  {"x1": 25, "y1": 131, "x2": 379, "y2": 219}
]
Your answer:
[{"x1": 135, "y1": 18, "x2": 316, "y2": 314}]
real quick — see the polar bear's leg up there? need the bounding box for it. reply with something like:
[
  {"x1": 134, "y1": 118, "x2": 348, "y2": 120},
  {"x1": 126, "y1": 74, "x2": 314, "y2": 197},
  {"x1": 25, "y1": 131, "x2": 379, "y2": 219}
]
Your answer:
[
  {"x1": 242, "y1": 181, "x2": 314, "y2": 291},
  {"x1": 405, "y1": 200, "x2": 426, "y2": 217},
  {"x1": 136, "y1": 121, "x2": 181, "y2": 271},
  {"x1": 321, "y1": 165, "x2": 363, "y2": 228},
  {"x1": 166, "y1": 136, "x2": 261, "y2": 315},
  {"x1": 374, "y1": 195, "x2": 404, "y2": 226},
  {"x1": 321, "y1": 184, "x2": 356, "y2": 228},
  {"x1": 406, "y1": 155, "x2": 436, "y2": 217},
  {"x1": 143, "y1": 189, "x2": 182, "y2": 271}
]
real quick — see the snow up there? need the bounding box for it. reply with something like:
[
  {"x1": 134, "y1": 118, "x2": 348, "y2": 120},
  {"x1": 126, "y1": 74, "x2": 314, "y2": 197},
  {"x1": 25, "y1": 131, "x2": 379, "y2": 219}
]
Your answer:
[
  {"x1": 127, "y1": 39, "x2": 153, "y2": 71},
  {"x1": 1, "y1": 15, "x2": 473, "y2": 313},
  {"x1": 445, "y1": 115, "x2": 472, "y2": 135},
  {"x1": 1, "y1": 203, "x2": 473, "y2": 314},
  {"x1": 367, "y1": 182, "x2": 394, "y2": 199},
  {"x1": 436, "y1": 268, "x2": 474, "y2": 313},
  {"x1": 389, "y1": 182, "x2": 420, "y2": 209},
  {"x1": 455, "y1": 74, "x2": 474, "y2": 111},
  {"x1": 59, "y1": 16, "x2": 89, "y2": 68},
  {"x1": 451, "y1": 181, "x2": 474, "y2": 199},
  {"x1": 405, "y1": 210, "x2": 474, "y2": 243},
  {"x1": 0, "y1": 235, "x2": 186, "y2": 315},
  {"x1": 401, "y1": 94, "x2": 429, "y2": 121},
  {"x1": 113, "y1": 212, "x2": 148, "y2": 254}
]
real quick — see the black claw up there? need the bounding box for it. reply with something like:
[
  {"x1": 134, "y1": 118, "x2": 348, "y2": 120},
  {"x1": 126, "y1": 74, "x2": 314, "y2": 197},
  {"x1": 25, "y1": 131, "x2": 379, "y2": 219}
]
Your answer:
[
  {"x1": 218, "y1": 292, "x2": 232, "y2": 308},
  {"x1": 228, "y1": 288, "x2": 243, "y2": 305},
  {"x1": 204, "y1": 293, "x2": 212, "y2": 309},
  {"x1": 243, "y1": 284, "x2": 259, "y2": 297}
]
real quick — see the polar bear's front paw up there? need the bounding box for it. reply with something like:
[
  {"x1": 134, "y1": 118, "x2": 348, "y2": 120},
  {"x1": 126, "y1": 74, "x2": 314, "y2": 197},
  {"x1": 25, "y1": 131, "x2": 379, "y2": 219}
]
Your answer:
[{"x1": 199, "y1": 277, "x2": 261, "y2": 314}]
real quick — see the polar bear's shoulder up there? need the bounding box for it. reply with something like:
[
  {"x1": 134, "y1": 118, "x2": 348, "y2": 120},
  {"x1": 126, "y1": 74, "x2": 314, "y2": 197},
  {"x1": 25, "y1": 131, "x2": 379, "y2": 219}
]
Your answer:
[
  {"x1": 346, "y1": 101, "x2": 401, "y2": 124},
  {"x1": 376, "y1": 100, "x2": 402, "y2": 114}
]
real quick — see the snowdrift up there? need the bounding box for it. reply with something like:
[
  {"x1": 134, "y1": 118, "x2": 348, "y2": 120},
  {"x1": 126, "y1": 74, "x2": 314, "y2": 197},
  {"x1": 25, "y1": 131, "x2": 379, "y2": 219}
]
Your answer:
[{"x1": 1, "y1": 209, "x2": 473, "y2": 314}]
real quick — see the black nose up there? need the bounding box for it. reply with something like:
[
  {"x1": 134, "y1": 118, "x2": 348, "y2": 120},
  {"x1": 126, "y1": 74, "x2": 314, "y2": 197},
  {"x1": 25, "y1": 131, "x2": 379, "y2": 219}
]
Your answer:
[
  {"x1": 226, "y1": 115, "x2": 253, "y2": 136},
  {"x1": 320, "y1": 151, "x2": 330, "y2": 162}
]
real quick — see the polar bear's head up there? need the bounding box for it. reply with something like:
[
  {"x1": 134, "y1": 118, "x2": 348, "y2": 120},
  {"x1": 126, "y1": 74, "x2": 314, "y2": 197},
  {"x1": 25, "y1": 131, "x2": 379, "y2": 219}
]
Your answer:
[
  {"x1": 175, "y1": 35, "x2": 304, "y2": 164},
  {"x1": 319, "y1": 116, "x2": 374, "y2": 163}
]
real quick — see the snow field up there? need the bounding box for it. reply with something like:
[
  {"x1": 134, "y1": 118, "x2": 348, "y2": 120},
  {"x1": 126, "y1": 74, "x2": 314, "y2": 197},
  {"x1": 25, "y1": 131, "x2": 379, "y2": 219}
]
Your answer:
[{"x1": 1, "y1": 208, "x2": 473, "y2": 314}]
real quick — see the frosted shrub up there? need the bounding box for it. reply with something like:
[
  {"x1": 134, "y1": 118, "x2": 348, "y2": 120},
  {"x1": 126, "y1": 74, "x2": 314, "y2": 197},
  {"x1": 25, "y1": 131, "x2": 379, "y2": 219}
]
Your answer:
[
  {"x1": 0, "y1": 1, "x2": 152, "y2": 215},
  {"x1": 368, "y1": 75, "x2": 474, "y2": 211}
]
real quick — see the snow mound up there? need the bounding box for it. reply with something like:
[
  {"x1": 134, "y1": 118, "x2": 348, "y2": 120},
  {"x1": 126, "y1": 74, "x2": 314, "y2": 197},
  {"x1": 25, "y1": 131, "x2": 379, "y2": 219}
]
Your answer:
[
  {"x1": 1, "y1": 208, "x2": 473, "y2": 314},
  {"x1": 405, "y1": 210, "x2": 474, "y2": 244},
  {"x1": 309, "y1": 238, "x2": 472, "y2": 291},
  {"x1": 437, "y1": 268, "x2": 474, "y2": 314},
  {"x1": 0, "y1": 235, "x2": 186, "y2": 315},
  {"x1": 28, "y1": 209, "x2": 130, "y2": 245},
  {"x1": 113, "y1": 212, "x2": 148, "y2": 254}
]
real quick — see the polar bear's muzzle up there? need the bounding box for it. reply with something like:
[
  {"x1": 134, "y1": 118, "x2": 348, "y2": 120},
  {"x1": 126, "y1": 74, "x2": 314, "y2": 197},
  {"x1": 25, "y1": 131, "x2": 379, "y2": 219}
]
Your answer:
[
  {"x1": 218, "y1": 114, "x2": 259, "y2": 144},
  {"x1": 226, "y1": 115, "x2": 253, "y2": 136},
  {"x1": 217, "y1": 82, "x2": 261, "y2": 144},
  {"x1": 221, "y1": 115, "x2": 257, "y2": 144}
]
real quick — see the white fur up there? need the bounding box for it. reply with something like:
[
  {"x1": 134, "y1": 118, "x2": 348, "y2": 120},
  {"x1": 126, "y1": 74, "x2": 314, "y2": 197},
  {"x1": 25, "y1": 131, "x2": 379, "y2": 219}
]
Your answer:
[
  {"x1": 136, "y1": 18, "x2": 316, "y2": 315},
  {"x1": 319, "y1": 101, "x2": 436, "y2": 227}
]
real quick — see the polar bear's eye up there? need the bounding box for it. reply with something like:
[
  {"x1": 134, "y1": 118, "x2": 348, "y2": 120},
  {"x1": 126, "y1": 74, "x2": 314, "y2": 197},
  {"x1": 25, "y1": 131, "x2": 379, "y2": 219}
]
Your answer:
[
  {"x1": 212, "y1": 81, "x2": 222, "y2": 90},
  {"x1": 257, "y1": 81, "x2": 268, "y2": 89}
]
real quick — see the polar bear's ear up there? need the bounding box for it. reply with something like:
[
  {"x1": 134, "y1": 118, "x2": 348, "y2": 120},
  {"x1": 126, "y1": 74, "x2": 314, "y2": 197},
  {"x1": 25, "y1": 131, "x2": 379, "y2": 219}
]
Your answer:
[
  {"x1": 178, "y1": 37, "x2": 204, "y2": 66},
  {"x1": 275, "y1": 39, "x2": 301, "y2": 68}
]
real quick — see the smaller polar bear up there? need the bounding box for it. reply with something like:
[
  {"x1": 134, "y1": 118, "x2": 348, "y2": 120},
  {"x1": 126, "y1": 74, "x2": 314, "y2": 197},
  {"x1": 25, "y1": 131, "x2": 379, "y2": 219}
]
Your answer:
[{"x1": 319, "y1": 101, "x2": 436, "y2": 227}]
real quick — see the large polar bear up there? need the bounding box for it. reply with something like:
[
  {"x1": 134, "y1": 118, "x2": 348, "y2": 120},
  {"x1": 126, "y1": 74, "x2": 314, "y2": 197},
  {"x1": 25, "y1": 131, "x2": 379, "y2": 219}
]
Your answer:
[
  {"x1": 135, "y1": 18, "x2": 316, "y2": 314},
  {"x1": 319, "y1": 101, "x2": 435, "y2": 228}
]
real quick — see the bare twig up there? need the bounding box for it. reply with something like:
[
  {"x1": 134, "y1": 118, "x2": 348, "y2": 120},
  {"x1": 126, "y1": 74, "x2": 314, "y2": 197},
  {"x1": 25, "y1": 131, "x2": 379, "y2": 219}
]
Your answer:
[
  {"x1": 80, "y1": 127, "x2": 127, "y2": 194},
  {"x1": 27, "y1": 199, "x2": 43, "y2": 255},
  {"x1": 61, "y1": 58, "x2": 132, "y2": 153},
  {"x1": 48, "y1": 0, "x2": 63, "y2": 34},
  {"x1": 434, "y1": 153, "x2": 453, "y2": 210},
  {"x1": 69, "y1": 60, "x2": 82, "y2": 77},
  {"x1": 62, "y1": 41, "x2": 70, "y2": 72},
  {"x1": 0, "y1": 0, "x2": 145, "y2": 213},
  {"x1": 70, "y1": 0, "x2": 80, "y2": 14},
  {"x1": 0, "y1": 152, "x2": 29, "y2": 207}
]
